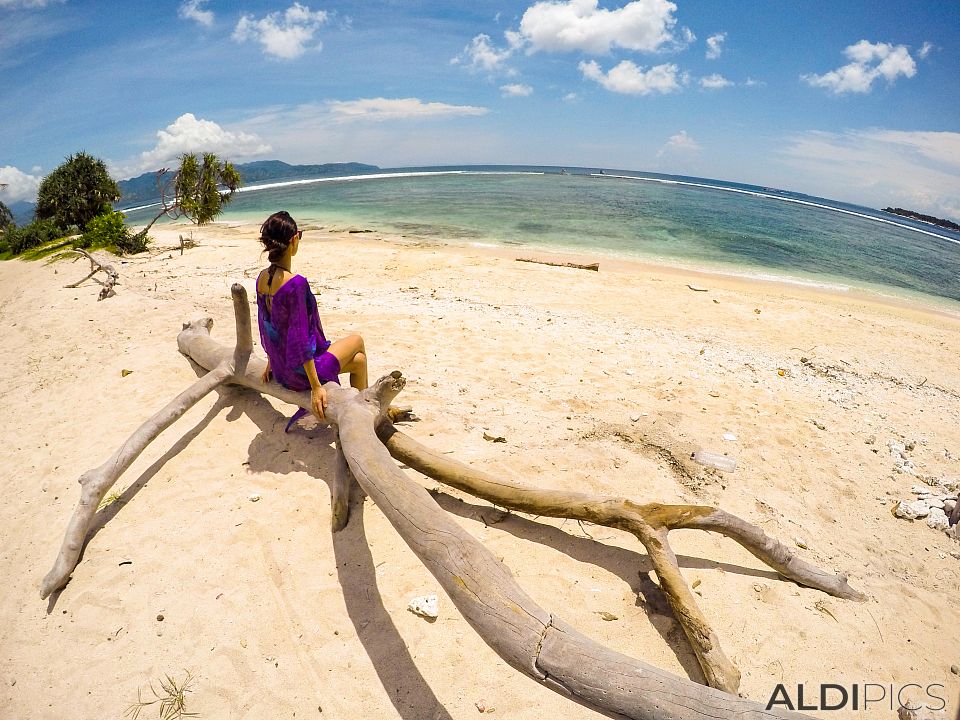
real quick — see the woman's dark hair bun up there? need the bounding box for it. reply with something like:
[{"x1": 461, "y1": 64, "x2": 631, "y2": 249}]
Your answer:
[{"x1": 260, "y1": 211, "x2": 299, "y2": 262}]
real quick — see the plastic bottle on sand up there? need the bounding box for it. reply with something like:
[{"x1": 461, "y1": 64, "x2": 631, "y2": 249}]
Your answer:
[{"x1": 691, "y1": 450, "x2": 736, "y2": 473}]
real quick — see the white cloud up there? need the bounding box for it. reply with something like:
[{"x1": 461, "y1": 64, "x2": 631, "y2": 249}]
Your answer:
[
  {"x1": 657, "y1": 130, "x2": 700, "y2": 156},
  {"x1": 119, "y1": 113, "x2": 271, "y2": 177},
  {"x1": 0, "y1": 165, "x2": 42, "y2": 203},
  {"x1": 780, "y1": 129, "x2": 960, "y2": 219},
  {"x1": 501, "y1": 83, "x2": 533, "y2": 97},
  {"x1": 705, "y1": 32, "x2": 725, "y2": 60},
  {"x1": 233, "y1": 2, "x2": 328, "y2": 60},
  {"x1": 326, "y1": 98, "x2": 489, "y2": 122},
  {"x1": 563, "y1": 92, "x2": 578, "y2": 102},
  {"x1": 516, "y1": 0, "x2": 691, "y2": 54},
  {"x1": 917, "y1": 41, "x2": 935, "y2": 59},
  {"x1": 178, "y1": 0, "x2": 214, "y2": 27},
  {"x1": 579, "y1": 59, "x2": 681, "y2": 95},
  {"x1": 699, "y1": 73, "x2": 732, "y2": 89},
  {"x1": 0, "y1": 0, "x2": 65, "y2": 7},
  {"x1": 452, "y1": 33, "x2": 514, "y2": 73},
  {"x1": 802, "y1": 40, "x2": 917, "y2": 94}
]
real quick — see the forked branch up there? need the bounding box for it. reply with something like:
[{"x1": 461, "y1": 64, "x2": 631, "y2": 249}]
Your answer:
[{"x1": 42, "y1": 286, "x2": 855, "y2": 719}]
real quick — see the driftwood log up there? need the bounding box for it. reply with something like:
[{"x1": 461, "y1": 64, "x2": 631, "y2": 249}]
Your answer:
[
  {"x1": 516, "y1": 257, "x2": 600, "y2": 271},
  {"x1": 42, "y1": 284, "x2": 865, "y2": 719},
  {"x1": 64, "y1": 248, "x2": 119, "y2": 300}
]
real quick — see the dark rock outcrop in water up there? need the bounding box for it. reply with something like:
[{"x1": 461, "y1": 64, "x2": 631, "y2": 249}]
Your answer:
[{"x1": 882, "y1": 207, "x2": 960, "y2": 232}]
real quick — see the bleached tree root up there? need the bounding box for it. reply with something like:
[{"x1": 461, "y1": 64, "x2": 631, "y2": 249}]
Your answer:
[
  {"x1": 41, "y1": 285, "x2": 252, "y2": 598},
  {"x1": 164, "y1": 289, "x2": 832, "y2": 717},
  {"x1": 64, "y1": 248, "x2": 119, "y2": 300},
  {"x1": 44, "y1": 286, "x2": 842, "y2": 718},
  {"x1": 378, "y1": 424, "x2": 866, "y2": 692}
]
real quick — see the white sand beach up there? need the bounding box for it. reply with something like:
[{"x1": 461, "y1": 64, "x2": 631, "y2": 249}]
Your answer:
[{"x1": 1, "y1": 222, "x2": 958, "y2": 719}]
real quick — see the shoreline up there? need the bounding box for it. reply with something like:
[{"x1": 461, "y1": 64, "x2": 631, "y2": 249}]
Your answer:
[
  {"x1": 196, "y1": 218, "x2": 959, "y2": 323},
  {"x1": 152, "y1": 216, "x2": 960, "y2": 321},
  {"x1": 3, "y1": 221, "x2": 958, "y2": 719}
]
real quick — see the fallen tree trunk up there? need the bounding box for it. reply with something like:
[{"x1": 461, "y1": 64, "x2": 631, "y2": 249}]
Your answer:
[
  {"x1": 377, "y1": 425, "x2": 866, "y2": 693},
  {"x1": 169, "y1": 294, "x2": 818, "y2": 718},
  {"x1": 516, "y1": 257, "x2": 600, "y2": 271},
  {"x1": 43, "y1": 286, "x2": 852, "y2": 718}
]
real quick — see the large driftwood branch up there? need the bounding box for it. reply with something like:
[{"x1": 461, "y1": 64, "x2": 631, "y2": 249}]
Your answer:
[
  {"x1": 164, "y1": 290, "x2": 831, "y2": 718},
  {"x1": 516, "y1": 257, "x2": 599, "y2": 271},
  {"x1": 64, "y1": 248, "x2": 119, "y2": 300},
  {"x1": 43, "y1": 287, "x2": 849, "y2": 718},
  {"x1": 41, "y1": 286, "x2": 252, "y2": 598},
  {"x1": 376, "y1": 425, "x2": 866, "y2": 693}
]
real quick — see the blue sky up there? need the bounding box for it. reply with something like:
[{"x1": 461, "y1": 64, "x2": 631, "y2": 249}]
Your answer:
[{"x1": 1, "y1": 0, "x2": 958, "y2": 218}]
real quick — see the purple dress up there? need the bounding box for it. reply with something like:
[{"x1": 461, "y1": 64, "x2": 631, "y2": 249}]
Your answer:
[{"x1": 257, "y1": 274, "x2": 341, "y2": 391}]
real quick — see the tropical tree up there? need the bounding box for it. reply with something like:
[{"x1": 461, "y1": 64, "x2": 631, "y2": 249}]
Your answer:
[
  {"x1": 35, "y1": 152, "x2": 120, "y2": 229},
  {"x1": 138, "y1": 153, "x2": 242, "y2": 237},
  {"x1": 0, "y1": 200, "x2": 13, "y2": 232}
]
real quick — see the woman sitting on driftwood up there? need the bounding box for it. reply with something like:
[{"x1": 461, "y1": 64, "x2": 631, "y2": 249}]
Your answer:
[{"x1": 256, "y1": 210, "x2": 368, "y2": 425}]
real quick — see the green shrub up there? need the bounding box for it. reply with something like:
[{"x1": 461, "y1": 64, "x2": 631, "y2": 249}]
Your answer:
[
  {"x1": 79, "y1": 210, "x2": 133, "y2": 252},
  {"x1": 3, "y1": 218, "x2": 66, "y2": 255},
  {"x1": 116, "y1": 229, "x2": 150, "y2": 255}
]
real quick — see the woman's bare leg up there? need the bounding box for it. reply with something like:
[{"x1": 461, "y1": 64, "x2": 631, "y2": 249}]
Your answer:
[{"x1": 329, "y1": 334, "x2": 368, "y2": 390}]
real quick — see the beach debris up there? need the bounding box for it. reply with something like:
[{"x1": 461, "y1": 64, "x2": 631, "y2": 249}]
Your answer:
[
  {"x1": 475, "y1": 700, "x2": 496, "y2": 713},
  {"x1": 407, "y1": 594, "x2": 439, "y2": 620},
  {"x1": 121, "y1": 369, "x2": 134, "y2": 377},
  {"x1": 814, "y1": 599, "x2": 838, "y2": 622},
  {"x1": 156, "y1": 613, "x2": 164, "y2": 622},
  {"x1": 951, "y1": 665, "x2": 959, "y2": 675},
  {"x1": 811, "y1": 419, "x2": 826, "y2": 430},
  {"x1": 690, "y1": 450, "x2": 736, "y2": 473},
  {"x1": 722, "y1": 432, "x2": 737, "y2": 442},
  {"x1": 177, "y1": 233, "x2": 197, "y2": 255},
  {"x1": 926, "y1": 508, "x2": 950, "y2": 531},
  {"x1": 516, "y1": 257, "x2": 599, "y2": 271},
  {"x1": 41, "y1": 284, "x2": 876, "y2": 712},
  {"x1": 482, "y1": 432, "x2": 506, "y2": 443},
  {"x1": 777, "y1": 368, "x2": 786, "y2": 377},
  {"x1": 686, "y1": 284, "x2": 708, "y2": 292},
  {"x1": 630, "y1": 413, "x2": 641, "y2": 422},
  {"x1": 795, "y1": 537, "x2": 809, "y2": 550},
  {"x1": 894, "y1": 500, "x2": 930, "y2": 520},
  {"x1": 63, "y1": 248, "x2": 119, "y2": 300},
  {"x1": 891, "y1": 475, "x2": 960, "y2": 538},
  {"x1": 897, "y1": 704, "x2": 948, "y2": 720},
  {"x1": 753, "y1": 308, "x2": 761, "y2": 314},
  {"x1": 248, "y1": 493, "x2": 261, "y2": 502},
  {"x1": 597, "y1": 611, "x2": 619, "y2": 621},
  {"x1": 126, "y1": 670, "x2": 196, "y2": 720}
]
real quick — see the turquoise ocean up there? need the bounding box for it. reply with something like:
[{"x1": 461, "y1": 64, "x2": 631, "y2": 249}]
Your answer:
[{"x1": 122, "y1": 165, "x2": 960, "y2": 309}]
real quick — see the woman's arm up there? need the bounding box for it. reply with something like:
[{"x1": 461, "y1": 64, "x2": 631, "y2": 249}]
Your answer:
[
  {"x1": 261, "y1": 358, "x2": 272, "y2": 383},
  {"x1": 303, "y1": 359, "x2": 328, "y2": 420}
]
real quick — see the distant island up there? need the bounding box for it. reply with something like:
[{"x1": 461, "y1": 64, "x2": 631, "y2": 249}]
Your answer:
[
  {"x1": 881, "y1": 207, "x2": 960, "y2": 232},
  {"x1": 116, "y1": 160, "x2": 380, "y2": 208}
]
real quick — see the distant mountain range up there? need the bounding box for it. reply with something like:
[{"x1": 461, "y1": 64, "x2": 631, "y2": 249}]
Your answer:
[
  {"x1": 115, "y1": 160, "x2": 380, "y2": 208},
  {"x1": 6, "y1": 160, "x2": 381, "y2": 225},
  {"x1": 8, "y1": 200, "x2": 35, "y2": 227}
]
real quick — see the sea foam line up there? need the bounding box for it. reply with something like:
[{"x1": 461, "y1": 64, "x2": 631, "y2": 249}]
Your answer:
[
  {"x1": 120, "y1": 170, "x2": 545, "y2": 215},
  {"x1": 235, "y1": 169, "x2": 545, "y2": 194},
  {"x1": 592, "y1": 174, "x2": 960, "y2": 248}
]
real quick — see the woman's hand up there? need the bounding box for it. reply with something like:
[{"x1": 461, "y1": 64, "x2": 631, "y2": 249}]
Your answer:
[
  {"x1": 261, "y1": 363, "x2": 273, "y2": 384},
  {"x1": 311, "y1": 385, "x2": 328, "y2": 420}
]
